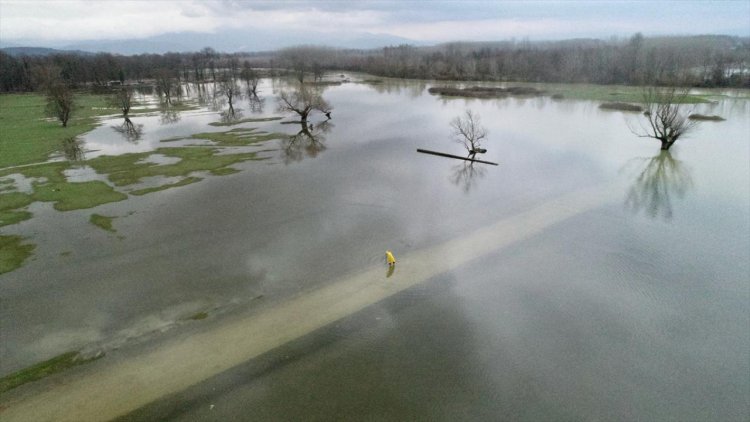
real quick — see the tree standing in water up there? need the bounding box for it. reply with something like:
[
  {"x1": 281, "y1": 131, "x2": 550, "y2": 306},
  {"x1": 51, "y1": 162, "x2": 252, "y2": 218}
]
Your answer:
[
  {"x1": 110, "y1": 86, "x2": 133, "y2": 116},
  {"x1": 451, "y1": 109, "x2": 487, "y2": 157},
  {"x1": 633, "y1": 87, "x2": 698, "y2": 151},
  {"x1": 277, "y1": 84, "x2": 331, "y2": 124}
]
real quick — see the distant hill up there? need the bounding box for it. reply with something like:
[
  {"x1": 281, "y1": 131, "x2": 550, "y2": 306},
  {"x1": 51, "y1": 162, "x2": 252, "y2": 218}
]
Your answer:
[
  {"x1": 1, "y1": 47, "x2": 93, "y2": 57},
  {"x1": 56, "y1": 30, "x2": 423, "y2": 55}
]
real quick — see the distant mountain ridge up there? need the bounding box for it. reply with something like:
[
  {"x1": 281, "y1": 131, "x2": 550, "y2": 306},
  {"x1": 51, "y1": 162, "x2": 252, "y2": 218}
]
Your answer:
[
  {"x1": 1, "y1": 47, "x2": 93, "y2": 57},
  {"x1": 2, "y1": 29, "x2": 423, "y2": 56},
  {"x1": 2, "y1": 33, "x2": 745, "y2": 57}
]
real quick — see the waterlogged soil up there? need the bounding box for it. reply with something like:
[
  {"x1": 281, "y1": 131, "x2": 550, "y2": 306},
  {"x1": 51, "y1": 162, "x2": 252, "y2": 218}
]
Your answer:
[{"x1": 0, "y1": 77, "x2": 748, "y2": 421}]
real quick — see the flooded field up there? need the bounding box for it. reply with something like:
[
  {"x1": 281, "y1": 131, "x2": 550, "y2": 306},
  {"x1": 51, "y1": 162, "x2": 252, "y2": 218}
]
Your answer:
[{"x1": 1, "y1": 76, "x2": 748, "y2": 421}]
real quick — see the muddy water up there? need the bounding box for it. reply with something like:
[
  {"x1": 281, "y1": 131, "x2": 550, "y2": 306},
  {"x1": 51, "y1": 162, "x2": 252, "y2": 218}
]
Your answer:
[{"x1": 1, "y1": 78, "x2": 748, "y2": 420}]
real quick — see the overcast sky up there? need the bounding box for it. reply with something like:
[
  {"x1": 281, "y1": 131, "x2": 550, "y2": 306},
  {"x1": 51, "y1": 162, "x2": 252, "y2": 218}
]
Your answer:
[{"x1": 1, "y1": 0, "x2": 748, "y2": 47}]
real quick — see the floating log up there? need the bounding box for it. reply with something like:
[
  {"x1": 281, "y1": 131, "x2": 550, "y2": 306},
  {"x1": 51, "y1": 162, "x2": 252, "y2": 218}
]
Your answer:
[{"x1": 417, "y1": 149, "x2": 498, "y2": 166}]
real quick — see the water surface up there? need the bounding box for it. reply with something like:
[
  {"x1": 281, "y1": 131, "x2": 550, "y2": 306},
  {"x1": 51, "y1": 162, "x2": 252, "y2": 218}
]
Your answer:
[{"x1": 1, "y1": 77, "x2": 748, "y2": 420}]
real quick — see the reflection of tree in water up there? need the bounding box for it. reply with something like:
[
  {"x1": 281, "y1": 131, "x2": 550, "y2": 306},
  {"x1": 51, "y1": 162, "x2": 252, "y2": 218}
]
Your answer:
[
  {"x1": 219, "y1": 105, "x2": 244, "y2": 124},
  {"x1": 195, "y1": 83, "x2": 212, "y2": 108},
  {"x1": 450, "y1": 161, "x2": 486, "y2": 193},
  {"x1": 247, "y1": 91, "x2": 265, "y2": 113},
  {"x1": 623, "y1": 150, "x2": 693, "y2": 220},
  {"x1": 111, "y1": 117, "x2": 144, "y2": 143},
  {"x1": 61, "y1": 136, "x2": 85, "y2": 162},
  {"x1": 159, "y1": 105, "x2": 181, "y2": 125},
  {"x1": 280, "y1": 120, "x2": 333, "y2": 164}
]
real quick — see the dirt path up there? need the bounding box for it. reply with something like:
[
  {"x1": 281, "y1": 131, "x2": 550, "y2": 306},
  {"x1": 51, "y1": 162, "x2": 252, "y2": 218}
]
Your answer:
[{"x1": 0, "y1": 186, "x2": 613, "y2": 422}]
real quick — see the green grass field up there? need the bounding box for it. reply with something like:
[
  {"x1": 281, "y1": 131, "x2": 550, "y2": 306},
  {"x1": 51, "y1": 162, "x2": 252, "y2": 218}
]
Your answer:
[{"x1": 0, "y1": 93, "x2": 118, "y2": 168}]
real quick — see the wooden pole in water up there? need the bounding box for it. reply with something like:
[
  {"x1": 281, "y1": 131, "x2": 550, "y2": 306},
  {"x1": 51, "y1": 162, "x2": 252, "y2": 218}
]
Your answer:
[{"x1": 416, "y1": 149, "x2": 498, "y2": 166}]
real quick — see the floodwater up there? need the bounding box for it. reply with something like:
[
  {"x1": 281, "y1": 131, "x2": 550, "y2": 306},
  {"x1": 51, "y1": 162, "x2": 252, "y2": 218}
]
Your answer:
[{"x1": 1, "y1": 77, "x2": 748, "y2": 421}]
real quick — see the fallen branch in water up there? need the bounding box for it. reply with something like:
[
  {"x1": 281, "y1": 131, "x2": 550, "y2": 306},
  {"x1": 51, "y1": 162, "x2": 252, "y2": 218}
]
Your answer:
[{"x1": 417, "y1": 149, "x2": 498, "y2": 166}]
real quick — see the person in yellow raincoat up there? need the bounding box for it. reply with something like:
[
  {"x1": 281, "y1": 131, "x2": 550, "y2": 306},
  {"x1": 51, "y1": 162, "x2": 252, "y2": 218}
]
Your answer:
[{"x1": 385, "y1": 250, "x2": 396, "y2": 266}]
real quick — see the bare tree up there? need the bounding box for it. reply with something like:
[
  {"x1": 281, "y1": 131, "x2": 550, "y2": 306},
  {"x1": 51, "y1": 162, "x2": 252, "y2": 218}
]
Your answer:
[
  {"x1": 632, "y1": 87, "x2": 698, "y2": 151},
  {"x1": 154, "y1": 68, "x2": 177, "y2": 105},
  {"x1": 277, "y1": 84, "x2": 331, "y2": 123},
  {"x1": 216, "y1": 72, "x2": 241, "y2": 110},
  {"x1": 110, "y1": 86, "x2": 134, "y2": 116},
  {"x1": 46, "y1": 80, "x2": 74, "y2": 127},
  {"x1": 240, "y1": 62, "x2": 260, "y2": 95},
  {"x1": 451, "y1": 109, "x2": 488, "y2": 157}
]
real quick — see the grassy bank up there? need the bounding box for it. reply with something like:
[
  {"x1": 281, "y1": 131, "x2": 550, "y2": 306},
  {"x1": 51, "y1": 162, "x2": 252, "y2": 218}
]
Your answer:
[
  {"x1": 0, "y1": 351, "x2": 103, "y2": 394},
  {"x1": 0, "y1": 93, "x2": 119, "y2": 168},
  {"x1": 545, "y1": 84, "x2": 710, "y2": 103}
]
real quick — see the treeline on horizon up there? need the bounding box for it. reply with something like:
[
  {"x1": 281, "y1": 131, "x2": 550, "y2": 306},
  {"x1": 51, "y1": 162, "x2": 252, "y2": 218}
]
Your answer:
[{"x1": 1, "y1": 33, "x2": 748, "y2": 93}]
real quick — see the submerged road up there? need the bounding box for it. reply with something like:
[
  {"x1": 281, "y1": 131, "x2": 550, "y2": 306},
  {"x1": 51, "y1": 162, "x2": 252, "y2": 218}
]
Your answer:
[{"x1": 0, "y1": 185, "x2": 614, "y2": 422}]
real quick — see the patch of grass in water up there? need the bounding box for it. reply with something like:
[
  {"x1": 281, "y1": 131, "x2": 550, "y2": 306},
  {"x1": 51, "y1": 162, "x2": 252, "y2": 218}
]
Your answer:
[
  {"x1": 0, "y1": 235, "x2": 36, "y2": 275},
  {"x1": 129, "y1": 176, "x2": 203, "y2": 196},
  {"x1": 599, "y1": 102, "x2": 643, "y2": 112},
  {"x1": 189, "y1": 128, "x2": 285, "y2": 146},
  {"x1": 188, "y1": 311, "x2": 209, "y2": 320},
  {"x1": 210, "y1": 167, "x2": 240, "y2": 176},
  {"x1": 688, "y1": 113, "x2": 725, "y2": 121},
  {"x1": 160, "y1": 136, "x2": 188, "y2": 143},
  {"x1": 0, "y1": 190, "x2": 35, "y2": 227},
  {"x1": 90, "y1": 213, "x2": 117, "y2": 232},
  {"x1": 33, "y1": 180, "x2": 128, "y2": 211},
  {"x1": 547, "y1": 85, "x2": 709, "y2": 104},
  {"x1": 0, "y1": 191, "x2": 34, "y2": 212},
  {"x1": 0, "y1": 210, "x2": 33, "y2": 227},
  {"x1": 0, "y1": 162, "x2": 127, "y2": 227},
  {"x1": 88, "y1": 147, "x2": 260, "y2": 186},
  {"x1": 0, "y1": 350, "x2": 103, "y2": 394},
  {"x1": 208, "y1": 116, "x2": 283, "y2": 126}
]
